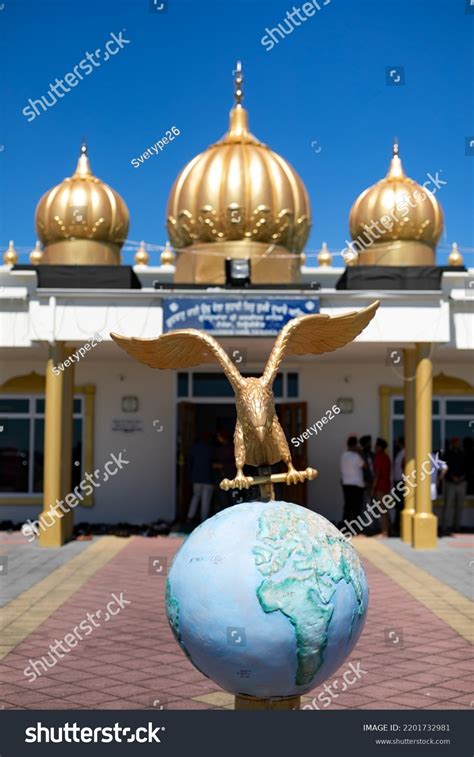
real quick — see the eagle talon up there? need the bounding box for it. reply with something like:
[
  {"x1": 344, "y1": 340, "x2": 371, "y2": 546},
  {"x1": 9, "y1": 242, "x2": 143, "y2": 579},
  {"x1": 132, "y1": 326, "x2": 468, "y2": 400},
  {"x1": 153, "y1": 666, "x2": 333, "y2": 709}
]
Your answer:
[
  {"x1": 232, "y1": 472, "x2": 252, "y2": 490},
  {"x1": 285, "y1": 468, "x2": 307, "y2": 485}
]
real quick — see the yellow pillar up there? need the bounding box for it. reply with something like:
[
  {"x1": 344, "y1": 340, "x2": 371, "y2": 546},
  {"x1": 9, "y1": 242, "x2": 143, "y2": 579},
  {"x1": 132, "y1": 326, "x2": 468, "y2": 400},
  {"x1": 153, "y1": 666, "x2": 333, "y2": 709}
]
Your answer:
[
  {"x1": 400, "y1": 348, "x2": 416, "y2": 543},
  {"x1": 413, "y1": 343, "x2": 437, "y2": 549},
  {"x1": 39, "y1": 343, "x2": 74, "y2": 547}
]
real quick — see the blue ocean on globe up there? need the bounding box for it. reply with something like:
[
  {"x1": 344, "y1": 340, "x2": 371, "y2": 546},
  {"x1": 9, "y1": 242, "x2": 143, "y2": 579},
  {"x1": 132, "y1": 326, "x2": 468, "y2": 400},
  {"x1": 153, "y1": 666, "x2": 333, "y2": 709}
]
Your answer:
[{"x1": 166, "y1": 501, "x2": 368, "y2": 698}]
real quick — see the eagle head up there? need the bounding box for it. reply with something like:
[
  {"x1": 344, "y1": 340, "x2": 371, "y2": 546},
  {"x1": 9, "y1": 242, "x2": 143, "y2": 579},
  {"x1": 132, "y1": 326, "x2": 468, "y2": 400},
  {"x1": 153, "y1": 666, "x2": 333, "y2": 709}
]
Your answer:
[{"x1": 237, "y1": 377, "x2": 275, "y2": 443}]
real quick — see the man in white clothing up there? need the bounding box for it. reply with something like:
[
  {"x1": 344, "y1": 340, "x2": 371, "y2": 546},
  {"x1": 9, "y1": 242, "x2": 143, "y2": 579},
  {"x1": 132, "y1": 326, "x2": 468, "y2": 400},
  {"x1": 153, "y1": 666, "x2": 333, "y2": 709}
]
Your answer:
[{"x1": 340, "y1": 436, "x2": 365, "y2": 523}]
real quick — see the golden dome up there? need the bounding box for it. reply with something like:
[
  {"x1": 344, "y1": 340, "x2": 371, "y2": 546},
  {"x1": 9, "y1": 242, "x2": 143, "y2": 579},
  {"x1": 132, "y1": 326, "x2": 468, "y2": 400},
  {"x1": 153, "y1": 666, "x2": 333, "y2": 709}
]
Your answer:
[
  {"x1": 448, "y1": 242, "x2": 463, "y2": 266},
  {"x1": 134, "y1": 241, "x2": 149, "y2": 266},
  {"x1": 160, "y1": 241, "x2": 175, "y2": 266},
  {"x1": 167, "y1": 62, "x2": 311, "y2": 284},
  {"x1": 35, "y1": 143, "x2": 129, "y2": 265},
  {"x1": 3, "y1": 240, "x2": 18, "y2": 265},
  {"x1": 29, "y1": 241, "x2": 43, "y2": 265},
  {"x1": 349, "y1": 142, "x2": 444, "y2": 266},
  {"x1": 317, "y1": 242, "x2": 332, "y2": 267}
]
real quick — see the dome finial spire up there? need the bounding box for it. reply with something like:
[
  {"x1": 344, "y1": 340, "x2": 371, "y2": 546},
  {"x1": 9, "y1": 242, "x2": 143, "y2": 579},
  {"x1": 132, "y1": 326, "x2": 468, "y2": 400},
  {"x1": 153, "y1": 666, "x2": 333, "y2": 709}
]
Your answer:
[
  {"x1": 233, "y1": 60, "x2": 243, "y2": 106},
  {"x1": 74, "y1": 139, "x2": 92, "y2": 177},
  {"x1": 387, "y1": 137, "x2": 405, "y2": 179}
]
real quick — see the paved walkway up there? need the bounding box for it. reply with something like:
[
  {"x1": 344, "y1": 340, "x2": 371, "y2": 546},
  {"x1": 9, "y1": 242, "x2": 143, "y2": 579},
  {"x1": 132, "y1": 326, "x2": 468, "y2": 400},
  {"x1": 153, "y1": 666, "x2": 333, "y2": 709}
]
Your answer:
[{"x1": 0, "y1": 532, "x2": 472, "y2": 710}]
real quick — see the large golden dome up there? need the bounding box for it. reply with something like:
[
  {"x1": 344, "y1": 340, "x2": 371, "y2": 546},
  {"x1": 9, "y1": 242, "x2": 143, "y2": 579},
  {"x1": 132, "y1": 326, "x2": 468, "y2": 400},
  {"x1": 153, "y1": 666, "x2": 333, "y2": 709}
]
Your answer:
[
  {"x1": 35, "y1": 144, "x2": 129, "y2": 265},
  {"x1": 167, "y1": 63, "x2": 311, "y2": 284},
  {"x1": 349, "y1": 143, "x2": 444, "y2": 266}
]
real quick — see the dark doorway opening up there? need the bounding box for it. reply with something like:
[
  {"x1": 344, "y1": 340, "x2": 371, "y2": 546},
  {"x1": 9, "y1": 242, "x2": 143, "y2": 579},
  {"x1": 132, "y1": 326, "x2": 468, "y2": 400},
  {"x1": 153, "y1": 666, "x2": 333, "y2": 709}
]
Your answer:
[{"x1": 176, "y1": 401, "x2": 308, "y2": 524}]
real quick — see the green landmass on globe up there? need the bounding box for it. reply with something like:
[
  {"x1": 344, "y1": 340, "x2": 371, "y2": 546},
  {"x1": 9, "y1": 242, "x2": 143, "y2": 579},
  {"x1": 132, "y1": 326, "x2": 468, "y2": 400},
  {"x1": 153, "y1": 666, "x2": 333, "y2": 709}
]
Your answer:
[{"x1": 253, "y1": 504, "x2": 366, "y2": 685}]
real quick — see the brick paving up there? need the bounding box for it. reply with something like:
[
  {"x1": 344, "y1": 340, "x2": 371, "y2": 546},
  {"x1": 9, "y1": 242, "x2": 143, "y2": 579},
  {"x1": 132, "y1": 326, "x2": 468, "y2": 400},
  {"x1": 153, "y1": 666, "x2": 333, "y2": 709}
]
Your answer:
[{"x1": 0, "y1": 534, "x2": 472, "y2": 710}]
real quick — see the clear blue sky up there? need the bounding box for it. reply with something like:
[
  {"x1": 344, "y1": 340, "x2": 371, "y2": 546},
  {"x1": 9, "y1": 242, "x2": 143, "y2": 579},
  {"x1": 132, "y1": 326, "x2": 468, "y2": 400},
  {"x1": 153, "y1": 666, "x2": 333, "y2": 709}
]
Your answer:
[{"x1": 1, "y1": 0, "x2": 473, "y2": 266}]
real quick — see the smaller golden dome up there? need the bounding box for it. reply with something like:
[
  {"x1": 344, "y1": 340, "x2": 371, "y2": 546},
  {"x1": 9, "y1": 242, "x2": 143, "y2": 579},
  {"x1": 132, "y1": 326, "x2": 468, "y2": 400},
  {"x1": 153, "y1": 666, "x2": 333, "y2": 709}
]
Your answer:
[
  {"x1": 134, "y1": 241, "x2": 149, "y2": 266},
  {"x1": 3, "y1": 240, "x2": 18, "y2": 265},
  {"x1": 35, "y1": 143, "x2": 129, "y2": 265},
  {"x1": 448, "y1": 242, "x2": 463, "y2": 266},
  {"x1": 317, "y1": 242, "x2": 332, "y2": 267},
  {"x1": 29, "y1": 241, "x2": 43, "y2": 265},
  {"x1": 160, "y1": 241, "x2": 175, "y2": 266},
  {"x1": 349, "y1": 141, "x2": 444, "y2": 266}
]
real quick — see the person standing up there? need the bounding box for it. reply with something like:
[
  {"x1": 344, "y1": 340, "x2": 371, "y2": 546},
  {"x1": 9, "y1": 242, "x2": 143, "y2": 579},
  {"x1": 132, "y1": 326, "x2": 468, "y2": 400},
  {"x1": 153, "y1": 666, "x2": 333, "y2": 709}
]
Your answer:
[
  {"x1": 359, "y1": 435, "x2": 375, "y2": 507},
  {"x1": 431, "y1": 449, "x2": 448, "y2": 504},
  {"x1": 373, "y1": 438, "x2": 392, "y2": 537},
  {"x1": 213, "y1": 429, "x2": 235, "y2": 510},
  {"x1": 441, "y1": 437, "x2": 466, "y2": 534},
  {"x1": 392, "y1": 437, "x2": 405, "y2": 536},
  {"x1": 186, "y1": 432, "x2": 215, "y2": 527},
  {"x1": 340, "y1": 436, "x2": 365, "y2": 526}
]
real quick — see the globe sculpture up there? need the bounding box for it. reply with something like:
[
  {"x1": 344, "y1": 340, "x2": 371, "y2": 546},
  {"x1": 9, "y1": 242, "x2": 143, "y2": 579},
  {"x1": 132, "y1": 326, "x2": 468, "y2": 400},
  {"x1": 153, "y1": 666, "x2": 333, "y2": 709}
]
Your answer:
[
  {"x1": 166, "y1": 500, "x2": 368, "y2": 700},
  {"x1": 111, "y1": 299, "x2": 379, "y2": 708}
]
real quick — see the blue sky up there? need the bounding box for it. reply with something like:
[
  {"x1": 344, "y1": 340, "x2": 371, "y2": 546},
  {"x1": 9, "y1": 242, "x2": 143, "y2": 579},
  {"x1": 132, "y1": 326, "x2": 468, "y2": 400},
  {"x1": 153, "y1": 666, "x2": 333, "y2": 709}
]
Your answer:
[{"x1": 1, "y1": 0, "x2": 472, "y2": 266}]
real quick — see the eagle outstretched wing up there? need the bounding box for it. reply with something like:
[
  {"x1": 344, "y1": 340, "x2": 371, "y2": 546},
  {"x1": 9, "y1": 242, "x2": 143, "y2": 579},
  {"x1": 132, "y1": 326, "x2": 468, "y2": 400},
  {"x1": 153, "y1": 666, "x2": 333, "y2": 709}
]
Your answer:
[
  {"x1": 110, "y1": 329, "x2": 244, "y2": 390},
  {"x1": 262, "y1": 300, "x2": 380, "y2": 386}
]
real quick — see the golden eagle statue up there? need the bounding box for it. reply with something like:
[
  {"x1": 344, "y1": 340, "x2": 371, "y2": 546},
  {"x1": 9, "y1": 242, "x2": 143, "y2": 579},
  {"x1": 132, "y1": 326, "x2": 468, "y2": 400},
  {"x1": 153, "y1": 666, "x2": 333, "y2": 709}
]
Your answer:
[{"x1": 111, "y1": 301, "x2": 379, "y2": 493}]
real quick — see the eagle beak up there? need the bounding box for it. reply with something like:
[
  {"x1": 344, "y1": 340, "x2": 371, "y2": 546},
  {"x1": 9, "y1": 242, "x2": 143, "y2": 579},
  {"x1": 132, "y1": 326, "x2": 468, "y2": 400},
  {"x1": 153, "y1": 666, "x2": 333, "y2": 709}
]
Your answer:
[{"x1": 256, "y1": 426, "x2": 266, "y2": 443}]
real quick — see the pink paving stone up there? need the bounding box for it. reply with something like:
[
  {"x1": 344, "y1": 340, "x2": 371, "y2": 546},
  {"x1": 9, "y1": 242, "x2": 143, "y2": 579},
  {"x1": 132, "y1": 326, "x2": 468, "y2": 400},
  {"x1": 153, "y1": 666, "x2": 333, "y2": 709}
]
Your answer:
[
  {"x1": 358, "y1": 702, "x2": 414, "y2": 709},
  {"x1": 90, "y1": 700, "x2": 146, "y2": 710},
  {"x1": 101, "y1": 683, "x2": 155, "y2": 698},
  {"x1": 32, "y1": 699, "x2": 85, "y2": 709},
  {"x1": 382, "y1": 678, "x2": 434, "y2": 693},
  {"x1": 2, "y1": 692, "x2": 57, "y2": 706},
  {"x1": 37, "y1": 683, "x2": 90, "y2": 697},
  {"x1": 45, "y1": 669, "x2": 93, "y2": 683},
  {"x1": 386, "y1": 693, "x2": 455, "y2": 708},
  {"x1": 166, "y1": 700, "x2": 215, "y2": 710},
  {"x1": 405, "y1": 672, "x2": 457, "y2": 685},
  {"x1": 63, "y1": 690, "x2": 121, "y2": 706},
  {"x1": 415, "y1": 687, "x2": 459, "y2": 701},
  {"x1": 437, "y1": 679, "x2": 474, "y2": 694},
  {"x1": 356, "y1": 684, "x2": 407, "y2": 700}
]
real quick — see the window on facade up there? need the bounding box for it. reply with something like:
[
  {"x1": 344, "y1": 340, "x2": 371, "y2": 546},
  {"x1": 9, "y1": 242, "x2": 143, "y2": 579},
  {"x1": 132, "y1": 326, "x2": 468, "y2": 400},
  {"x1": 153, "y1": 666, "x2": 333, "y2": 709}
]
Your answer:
[
  {"x1": 178, "y1": 372, "x2": 292, "y2": 399},
  {"x1": 0, "y1": 396, "x2": 84, "y2": 495},
  {"x1": 391, "y1": 395, "x2": 474, "y2": 495}
]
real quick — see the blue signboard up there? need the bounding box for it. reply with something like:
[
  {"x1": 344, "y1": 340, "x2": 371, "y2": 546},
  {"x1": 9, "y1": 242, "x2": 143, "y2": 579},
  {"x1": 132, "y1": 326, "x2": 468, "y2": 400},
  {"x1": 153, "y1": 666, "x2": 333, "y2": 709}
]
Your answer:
[{"x1": 162, "y1": 297, "x2": 320, "y2": 335}]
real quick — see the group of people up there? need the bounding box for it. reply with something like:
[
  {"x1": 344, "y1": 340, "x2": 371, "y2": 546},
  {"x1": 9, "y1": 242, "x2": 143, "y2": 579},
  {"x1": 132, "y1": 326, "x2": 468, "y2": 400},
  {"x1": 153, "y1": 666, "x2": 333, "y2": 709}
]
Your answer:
[{"x1": 340, "y1": 434, "x2": 470, "y2": 537}]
